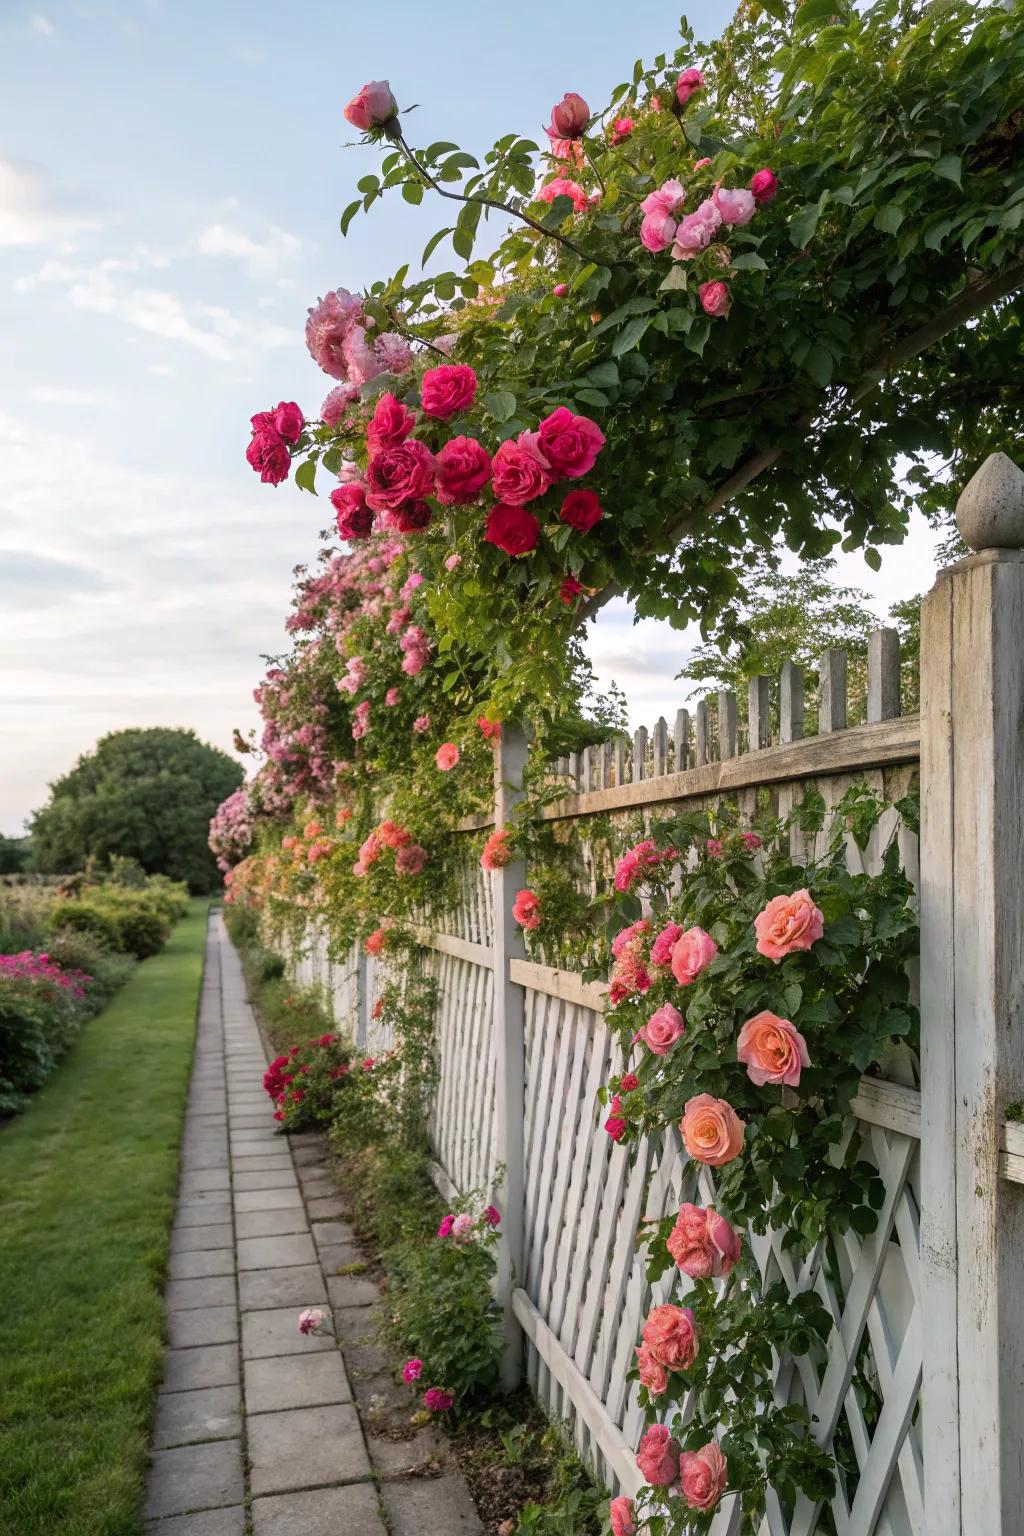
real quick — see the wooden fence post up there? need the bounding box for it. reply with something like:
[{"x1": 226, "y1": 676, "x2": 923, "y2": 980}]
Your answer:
[
  {"x1": 491, "y1": 722, "x2": 528, "y2": 1389},
  {"x1": 920, "y1": 450, "x2": 1024, "y2": 1534}
]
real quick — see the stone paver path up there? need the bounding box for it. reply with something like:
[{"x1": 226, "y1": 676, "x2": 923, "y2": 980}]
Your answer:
[{"x1": 146, "y1": 912, "x2": 481, "y2": 1535}]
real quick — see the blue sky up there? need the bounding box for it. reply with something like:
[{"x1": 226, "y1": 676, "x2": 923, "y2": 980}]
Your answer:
[{"x1": 0, "y1": 0, "x2": 940, "y2": 834}]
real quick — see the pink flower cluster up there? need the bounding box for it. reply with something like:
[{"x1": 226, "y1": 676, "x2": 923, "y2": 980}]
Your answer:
[
  {"x1": 305, "y1": 286, "x2": 412, "y2": 386},
  {"x1": 613, "y1": 838, "x2": 673, "y2": 893},
  {"x1": 666, "y1": 1202, "x2": 741, "y2": 1278},
  {"x1": 609, "y1": 918, "x2": 651, "y2": 1005},
  {"x1": 352, "y1": 817, "x2": 428, "y2": 879},
  {"x1": 208, "y1": 786, "x2": 254, "y2": 873},
  {"x1": 638, "y1": 165, "x2": 779, "y2": 318},
  {"x1": 635, "y1": 1302, "x2": 700, "y2": 1398},
  {"x1": 245, "y1": 401, "x2": 304, "y2": 485},
  {"x1": 0, "y1": 950, "x2": 90, "y2": 998},
  {"x1": 635, "y1": 1425, "x2": 728, "y2": 1510}
]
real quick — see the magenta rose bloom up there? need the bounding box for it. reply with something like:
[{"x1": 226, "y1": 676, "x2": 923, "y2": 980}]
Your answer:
[
  {"x1": 420, "y1": 363, "x2": 477, "y2": 419},
  {"x1": 367, "y1": 391, "x2": 416, "y2": 452},
  {"x1": 330, "y1": 484, "x2": 373, "y2": 540},
  {"x1": 402, "y1": 1358, "x2": 423, "y2": 1383},
  {"x1": 750, "y1": 167, "x2": 779, "y2": 204},
  {"x1": 365, "y1": 439, "x2": 435, "y2": 511},
  {"x1": 560, "y1": 489, "x2": 603, "y2": 531},
  {"x1": 343, "y1": 80, "x2": 398, "y2": 132},
  {"x1": 548, "y1": 92, "x2": 590, "y2": 140},
  {"x1": 699, "y1": 280, "x2": 731, "y2": 318},
  {"x1": 675, "y1": 67, "x2": 705, "y2": 106},
  {"x1": 422, "y1": 1387, "x2": 455, "y2": 1413},
  {"x1": 246, "y1": 428, "x2": 290, "y2": 485},
  {"x1": 490, "y1": 433, "x2": 552, "y2": 505},
  {"x1": 389, "y1": 500, "x2": 432, "y2": 534},
  {"x1": 435, "y1": 436, "x2": 491, "y2": 505},
  {"x1": 272, "y1": 401, "x2": 304, "y2": 443},
  {"x1": 537, "y1": 406, "x2": 605, "y2": 478},
  {"x1": 484, "y1": 503, "x2": 540, "y2": 556}
]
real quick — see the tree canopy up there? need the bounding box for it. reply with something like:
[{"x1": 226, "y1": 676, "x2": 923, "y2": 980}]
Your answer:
[{"x1": 31, "y1": 728, "x2": 243, "y2": 894}]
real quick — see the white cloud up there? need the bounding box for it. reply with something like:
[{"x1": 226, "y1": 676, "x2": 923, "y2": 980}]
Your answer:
[
  {"x1": 0, "y1": 156, "x2": 101, "y2": 246},
  {"x1": 146, "y1": 363, "x2": 176, "y2": 376},
  {"x1": 29, "y1": 13, "x2": 56, "y2": 37},
  {"x1": 195, "y1": 221, "x2": 303, "y2": 276},
  {"x1": 29, "y1": 385, "x2": 106, "y2": 407}
]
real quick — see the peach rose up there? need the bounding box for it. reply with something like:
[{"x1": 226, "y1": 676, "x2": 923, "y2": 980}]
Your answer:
[
  {"x1": 634, "y1": 1340, "x2": 668, "y2": 1396},
  {"x1": 636, "y1": 1423, "x2": 679, "y2": 1486},
  {"x1": 680, "y1": 1093, "x2": 744, "y2": 1166},
  {"x1": 737, "y1": 1010, "x2": 810, "y2": 1087},
  {"x1": 670, "y1": 925, "x2": 718, "y2": 985},
  {"x1": 666, "y1": 1202, "x2": 741, "y2": 1278},
  {"x1": 609, "y1": 1495, "x2": 637, "y2": 1536},
  {"x1": 634, "y1": 1001, "x2": 685, "y2": 1056},
  {"x1": 679, "y1": 1441, "x2": 728, "y2": 1511},
  {"x1": 753, "y1": 888, "x2": 824, "y2": 961},
  {"x1": 641, "y1": 1303, "x2": 699, "y2": 1371}
]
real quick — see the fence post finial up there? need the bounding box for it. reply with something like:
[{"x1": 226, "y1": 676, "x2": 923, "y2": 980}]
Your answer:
[{"x1": 954, "y1": 450, "x2": 1024, "y2": 551}]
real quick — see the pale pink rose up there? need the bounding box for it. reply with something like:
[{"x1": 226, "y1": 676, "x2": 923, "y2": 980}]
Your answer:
[
  {"x1": 385, "y1": 687, "x2": 400, "y2": 706},
  {"x1": 675, "y1": 67, "x2": 705, "y2": 106},
  {"x1": 641, "y1": 178, "x2": 687, "y2": 217},
  {"x1": 321, "y1": 382, "x2": 359, "y2": 426},
  {"x1": 636, "y1": 1423, "x2": 680, "y2": 1486},
  {"x1": 713, "y1": 185, "x2": 756, "y2": 226},
  {"x1": 693, "y1": 156, "x2": 713, "y2": 170},
  {"x1": 343, "y1": 80, "x2": 397, "y2": 132},
  {"x1": 451, "y1": 1212, "x2": 475, "y2": 1241},
  {"x1": 706, "y1": 837, "x2": 723, "y2": 858},
  {"x1": 667, "y1": 1202, "x2": 741, "y2": 1278},
  {"x1": 611, "y1": 919, "x2": 651, "y2": 960},
  {"x1": 444, "y1": 553, "x2": 462, "y2": 571},
  {"x1": 680, "y1": 1441, "x2": 728, "y2": 1511},
  {"x1": 413, "y1": 715, "x2": 431, "y2": 733},
  {"x1": 609, "y1": 1495, "x2": 637, "y2": 1536},
  {"x1": 642, "y1": 1303, "x2": 699, "y2": 1371},
  {"x1": 435, "y1": 742, "x2": 459, "y2": 771},
  {"x1": 634, "y1": 1001, "x2": 685, "y2": 1056},
  {"x1": 737, "y1": 1010, "x2": 810, "y2": 1087},
  {"x1": 650, "y1": 921, "x2": 685, "y2": 969},
  {"x1": 670, "y1": 926, "x2": 718, "y2": 985},
  {"x1": 680, "y1": 1093, "x2": 744, "y2": 1166},
  {"x1": 641, "y1": 210, "x2": 677, "y2": 252},
  {"x1": 634, "y1": 1341, "x2": 668, "y2": 1396},
  {"x1": 699, "y1": 280, "x2": 731, "y2": 318},
  {"x1": 754, "y1": 888, "x2": 824, "y2": 960},
  {"x1": 298, "y1": 1306, "x2": 326, "y2": 1335},
  {"x1": 671, "y1": 198, "x2": 723, "y2": 260}
]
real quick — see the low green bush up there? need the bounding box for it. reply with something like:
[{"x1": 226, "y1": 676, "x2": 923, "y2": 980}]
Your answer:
[
  {"x1": 50, "y1": 900, "x2": 124, "y2": 952},
  {"x1": 45, "y1": 930, "x2": 135, "y2": 1004}
]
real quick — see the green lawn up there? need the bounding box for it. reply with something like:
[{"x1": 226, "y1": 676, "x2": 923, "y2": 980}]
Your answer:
[{"x1": 0, "y1": 899, "x2": 210, "y2": 1536}]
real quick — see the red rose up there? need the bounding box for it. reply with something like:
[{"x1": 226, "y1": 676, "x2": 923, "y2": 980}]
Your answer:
[
  {"x1": 435, "y1": 436, "x2": 491, "y2": 505},
  {"x1": 537, "y1": 407, "x2": 605, "y2": 478},
  {"x1": 420, "y1": 364, "x2": 478, "y2": 419},
  {"x1": 365, "y1": 439, "x2": 435, "y2": 511},
  {"x1": 490, "y1": 432, "x2": 552, "y2": 505},
  {"x1": 272, "y1": 401, "x2": 304, "y2": 443},
  {"x1": 389, "y1": 500, "x2": 432, "y2": 534},
  {"x1": 549, "y1": 92, "x2": 590, "y2": 140},
  {"x1": 367, "y1": 391, "x2": 416, "y2": 452},
  {"x1": 245, "y1": 428, "x2": 290, "y2": 485},
  {"x1": 484, "y1": 503, "x2": 540, "y2": 556},
  {"x1": 330, "y1": 483, "x2": 373, "y2": 539},
  {"x1": 750, "y1": 167, "x2": 779, "y2": 205},
  {"x1": 560, "y1": 489, "x2": 603, "y2": 531},
  {"x1": 559, "y1": 576, "x2": 583, "y2": 605}
]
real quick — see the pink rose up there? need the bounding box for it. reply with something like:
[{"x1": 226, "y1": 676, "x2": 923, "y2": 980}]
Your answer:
[
  {"x1": 737, "y1": 1010, "x2": 810, "y2": 1087},
  {"x1": 699, "y1": 280, "x2": 731, "y2": 318},
  {"x1": 389, "y1": 500, "x2": 432, "y2": 534},
  {"x1": 403, "y1": 1358, "x2": 423, "y2": 1383},
  {"x1": 560, "y1": 489, "x2": 603, "y2": 531},
  {"x1": 754, "y1": 888, "x2": 824, "y2": 960},
  {"x1": 396, "y1": 843, "x2": 427, "y2": 874},
  {"x1": 420, "y1": 363, "x2": 477, "y2": 419},
  {"x1": 305, "y1": 287, "x2": 363, "y2": 377},
  {"x1": 680, "y1": 1093, "x2": 744, "y2": 1166},
  {"x1": 343, "y1": 79, "x2": 398, "y2": 132},
  {"x1": 552, "y1": 282, "x2": 568, "y2": 297},
  {"x1": 451, "y1": 1212, "x2": 475, "y2": 1241},
  {"x1": 641, "y1": 1303, "x2": 699, "y2": 1371},
  {"x1": 413, "y1": 715, "x2": 431, "y2": 733},
  {"x1": 675, "y1": 68, "x2": 705, "y2": 106},
  {"x1": 435, "y1": 436, "x2": 491, "y2": 505},
  {"x1": 636, "y1": 1423, "x2": 680, "y2": 1487},
  {"x1": 481, "y1": 829, "x2": 512, "y2": 871},
  {"x1": 330, "y1": 484, "x2": 374, "y2": 540},
  {"x1": 321, "y1": 383, "x2": 359, "y2": 426},
  {"x1": 483, "y1": 1204, "x2": 500, "y2": 1227},
  {"x1": 609, "y1": 1495, "x2": 636, "y2": 1536},
  {"x1": 635, "y1": 1001, "x2": 685, "y2": 1055},
  {"x1": 484, "y1": 503, "x2": 541, "y2": 556},
  {"x1": 367, "y1": 391, "x2": 415, "y2": 452},
  {"x1": 706, "y1": 837, "x2": 723, "y2": 859},
  {"x1": 693, "y1": 156, "x2": 713, "y2": 170},
  {"x1": 548, "y1": 92, "x2": 590, "y2": 139},
  {"x1": 670, "y1": 925, "x2": 718, "y2": 985},
  {"x1": 512, "y1": 888, "x2": 541, "y2": 931},
  {"x1": 640, "y1": 210, "x2": 677, "y2": 252},
  {"x1": 750, "y1": 167, "x2": 779, "y2": 205},
  {"x1": 245, "y1": 427, "x2": 290, "y2": 485},
  {"x1": 435, "y1": 743, "x2": 460, "y2": 771},
  {"x1": 611, "y1": 919, "x2": 650, "y2": 960},
  {"x1": 667, "y1": 1202, "x2": 741, "y2": 1278},
  {"x1": 713, "y1": 185, "x2": 756, "y2": 226},
  {"x1": 610, "y1": 117, "x2": 634, "y2": 145},
  {"x1": 538, "y1": 176, "x2": 591, "y2": 214},
  {"x1": 680, "y1": 1441, "x2": 728, "y2": 1512},
  {"x1": 650, "y1": 922, "x2": 684, "y2": 969},
  {"x1": 491, "y1": 433, "x2": 552, "y2": 505},
  {"x1": 365, "y1": 439, "x2": 435, "y2": 512},
  {"x1": 423, "y1": 1386, "x2": 454, "y2": 1413},
  {"x1": 635, "y1": 1340, "x2": 668, "y2": 1396},
  {"x1": 741, "y1": 831, "x2": 762, "y2": 851},
  {"x1": 537, "y1": 406, "x2": 605, "y2": 478},
  {"x1": 297, "y1": 1306, "x2": 326, "y2": 1335},
  {"x1": 272, "y1": 401, "x2": 304, "y2": 442},
  {"x1": 671, "y1": 198, "x2": 723, "y2": 260},
  {"x1": 385, "y1": 687, "x2": 400, "y2": 706},
  {"x1": 640, "y1": 178, "x2": 687, "y2": 217},
  {"x1": 437, "y1": 1214, "x2": 454, "y2": 1237},
  {"x1": 444, "y1": 553, "x2": 462, "y2": 571}
]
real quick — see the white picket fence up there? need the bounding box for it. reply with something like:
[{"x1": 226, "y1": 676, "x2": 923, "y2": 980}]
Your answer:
[{"x1": 287, "y1": 453, "x2": 1024, "y2": 1536}]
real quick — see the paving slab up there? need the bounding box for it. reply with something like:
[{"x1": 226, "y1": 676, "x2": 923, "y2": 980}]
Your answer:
[
  {"x1": 232, "y1": 1169, "x2": 300, "y2": 1191},
  {"x1": 234, "y1": 1187, "x2": 304, "y2": 1212},
  {"x1": 381, "y1": 1472, "x2": 484, "y2": 1535},
  {"x1": 145, "y1": 1506, "x2": 246, "y2": 1536},
  {"x1": 152, "y1": 1385, "x2": 242, "y2": 1448},
  {"x1": 244, "y1": 1351, "x2": 352, "y2": 1414},
  {"x1": 367, "y1": 1423, "x2": 447, "y2": 1479},
  {"x1": 235, "y1": 1209, "x2": 310, "y2": 1240},
  {"x1": 310, "y1": 1220, "x2": 356, "y2": 1247},
  {"x1": 317, "y1": 1241, "x2": 364, "y2": 1272},
  {"x1": 167, "y1": 1304, "x2": 239, "y2": 1350},
  {"x1": 238, "y1": 1263, "x2": 327, "y2": 1313},
  {"x1": 144, "y1": 1438, "x2": 244, "y2": 1519},
  {"x1": 236, "y1": 1233, "x2": 317, "y2": 1271},
  {"x1": 170, "y1": 1222, "x2": 234, "y2": 1253},
  {"x1": 161, "y1": 1343, "x2": 239, "y2": 1393},
  {"x1": 168, "y1": 1247, "x2": 235, "y2": 1281},
  {"x1": 242, "y1": 1305, "x2": 335, "y2": 1360},
  {"x1": 252, "y1": 1483, "x2": 386, "y2": 1535},
  {"x1": 306, "y1": 1196, "x2": 348, "y2": 1221},
  {"x1": 326, "y1": 1273, "x2": 380, "y2": 1309},
  {"x1": 164, "y1": 1274, "x2": 236, "y2": 1311},
  {"x1": 247, "y1": 1403, "x2": 370, "y2": 1494}
]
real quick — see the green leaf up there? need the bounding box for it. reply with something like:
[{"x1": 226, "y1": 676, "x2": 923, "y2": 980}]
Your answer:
[
  {"x1": 873, "y1": 203, "x2": 905, "y2": 235},
  {"x1": 794, "y1": 0, "x2": 848, "y2": 30},
  {"x1": 421, "y1": 228, "x2": 454, "y2": 267},
  {"x1": 575, "y1": 388, "x2": 609, "y2": 407},
  {"x1": 340, "y1": 199, "x2": 362, "y2": 237},
  {"x1": 789, "y1": 201, "x2": 824, "y2": 250},
  {"x1": 932, "y1": 153, "x2": 962, "y2": 188},
  {"x1": 483, "y1": 391, "x2": 517, "y2": 423},
  {"x1": 864, "y1": 547, "x2": 882, "y2": 572},
  {"x1": 540, "y1": 195, "x2": 576, "y2": 229},
  {"x1": 425, "y1": 140, "x2": 460, "y2": 161},
  {"x1": 357, "y1": 174, "x2": 380, "y2": 195},
  {"x1": 611, "y1": 317, "x2": 651, "y2": 357},
  {"x1": 452, "y1": 226, "x2": 474, "y2": 260},
  {"x1": 586, "y1": 361, "x2": 620, "y2": 389},
  {"x1": 401, "y1": 181, "x2": 424, "y2": 205},
  {"x1": 730, "y1": 251, "x2": 768, "y2": 271},
  {"x1": 659, "y1": 266, "x2": 688, "y2": 292},
  {"x1": 803, "y1": 345, "x2": 834, "y2": 388},
  {"x1": 294, "y1": 458, "x2": 317, "y2": 495}
]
